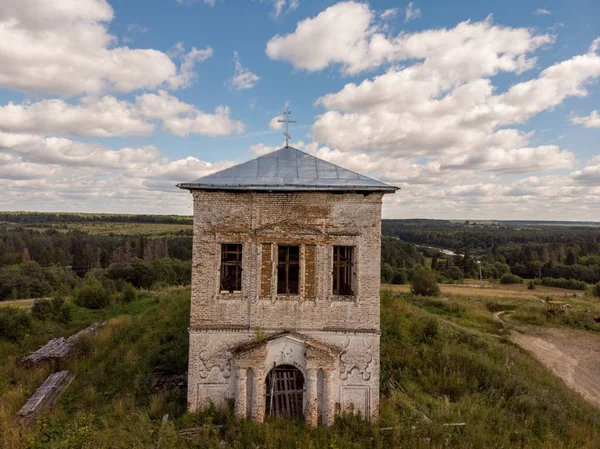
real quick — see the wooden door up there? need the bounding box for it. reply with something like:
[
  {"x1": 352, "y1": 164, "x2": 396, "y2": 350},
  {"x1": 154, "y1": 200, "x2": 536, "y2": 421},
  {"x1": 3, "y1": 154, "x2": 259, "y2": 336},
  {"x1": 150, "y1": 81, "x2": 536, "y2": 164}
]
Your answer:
[{"x1": 265, "y1": 365, "x2": 304, "y2": 419}]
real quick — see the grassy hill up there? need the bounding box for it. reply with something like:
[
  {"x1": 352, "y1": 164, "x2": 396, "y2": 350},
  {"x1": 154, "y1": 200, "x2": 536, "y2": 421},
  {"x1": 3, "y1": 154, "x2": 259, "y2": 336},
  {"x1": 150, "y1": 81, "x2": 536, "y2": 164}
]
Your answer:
[{"x1": 1, "y1": 288, "x2": 600, "y2": 448}]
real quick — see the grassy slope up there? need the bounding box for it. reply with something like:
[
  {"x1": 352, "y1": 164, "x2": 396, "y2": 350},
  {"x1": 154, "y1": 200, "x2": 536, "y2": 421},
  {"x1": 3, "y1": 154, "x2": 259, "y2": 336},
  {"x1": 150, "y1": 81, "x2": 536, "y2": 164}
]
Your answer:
[{"x1": 1, "y1": 289, "x2": 600, "y2": 448}]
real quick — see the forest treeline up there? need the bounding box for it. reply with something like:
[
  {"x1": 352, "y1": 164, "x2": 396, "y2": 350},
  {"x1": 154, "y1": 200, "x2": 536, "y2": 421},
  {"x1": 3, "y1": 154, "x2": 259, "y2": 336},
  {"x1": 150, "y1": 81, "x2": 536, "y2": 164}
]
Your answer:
[
  {"x1": 382, "y1": 219, "x2": 600, "y2": 285},
  {"x1": 1, "y1": 215, "x2": 599, "y2": 300},
  {"x1": 0, "y1": 226, "x2": 192, "y2": 300},
  {"x1": 0, "y1": 212, "x2": 192, "y2": 224}
]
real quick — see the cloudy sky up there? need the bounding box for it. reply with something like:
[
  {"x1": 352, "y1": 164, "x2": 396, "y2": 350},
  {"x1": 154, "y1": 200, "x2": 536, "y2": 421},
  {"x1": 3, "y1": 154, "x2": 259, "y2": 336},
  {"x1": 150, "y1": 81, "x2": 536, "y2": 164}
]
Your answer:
[{"x1": 1, "y1": 0, "x2": 599, "y2": 220}]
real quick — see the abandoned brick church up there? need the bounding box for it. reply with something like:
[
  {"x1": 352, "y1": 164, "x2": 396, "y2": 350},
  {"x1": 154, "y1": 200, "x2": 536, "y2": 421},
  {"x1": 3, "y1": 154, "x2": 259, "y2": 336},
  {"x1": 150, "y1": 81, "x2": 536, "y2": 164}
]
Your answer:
[{"x1": 178, "y1": 144, "x2": 397, "y2": 425}]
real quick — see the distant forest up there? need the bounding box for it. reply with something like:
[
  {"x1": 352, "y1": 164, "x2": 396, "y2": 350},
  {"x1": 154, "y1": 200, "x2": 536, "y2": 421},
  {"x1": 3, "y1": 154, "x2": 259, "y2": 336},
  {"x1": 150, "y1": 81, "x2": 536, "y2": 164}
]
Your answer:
[
  {"x1": 382, "y1": 219, "x2": 600, "y2": 285},
  {"x1": 0, "y1": 213, "x2": 599, "y2": 300}
]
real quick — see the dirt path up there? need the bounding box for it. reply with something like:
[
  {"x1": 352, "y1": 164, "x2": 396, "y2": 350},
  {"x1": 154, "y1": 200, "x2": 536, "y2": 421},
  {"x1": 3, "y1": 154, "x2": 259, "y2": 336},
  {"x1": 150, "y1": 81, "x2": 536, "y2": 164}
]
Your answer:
[{"x1": 498, "y1": 313, "x2": 600, "y2": 408}]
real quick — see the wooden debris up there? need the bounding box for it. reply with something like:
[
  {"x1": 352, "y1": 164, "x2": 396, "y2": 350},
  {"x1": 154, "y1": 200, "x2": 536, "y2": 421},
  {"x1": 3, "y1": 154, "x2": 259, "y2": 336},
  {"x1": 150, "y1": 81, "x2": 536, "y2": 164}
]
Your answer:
[
  {"x1": 17, "y1": 370, "x2": 75, "y2": 422},
  {"x1": 179, "y1": 425, "x2": 225, "y2": 440},
  {"x1": 21, "y1": 322, "x2": 105, "y2": 365}
]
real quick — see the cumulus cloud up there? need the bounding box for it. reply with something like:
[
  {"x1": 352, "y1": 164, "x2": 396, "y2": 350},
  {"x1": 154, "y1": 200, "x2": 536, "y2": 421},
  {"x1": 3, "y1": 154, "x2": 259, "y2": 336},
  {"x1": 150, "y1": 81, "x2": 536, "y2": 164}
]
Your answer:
[
  {"x1": 0, "y1": 91, "x2": 244, "y2": 138},
  {"x1": 0, "y1": 0, "x2": 211, "y2": 96},
  {"x1": 266, "y1": 3, "x2": 552, "y2": 75},
  {"x1": 309, "y1": 36, "x2": 600, "y2": 177},
  {"x1": 572, "y1": 110, "x2": 600, "y2": 128},
  {"x1": 269, "y1": 116, "x2": 284, "y2": 130},
  {"x1": 230, "y1": 51, "x2": 260, "y2": 91},
  {"x1": 0, "y1": 129, "x2": 237, "y2": 212},
  {"x1": 162, "y1": 106, "x2": 244, "y2": 137},
  {"x1": 534, "y1": 9, "x2": 551, "y2": 15},
  {"x1": 404, "y1": 2, "x2": 421, "y2": 23}
]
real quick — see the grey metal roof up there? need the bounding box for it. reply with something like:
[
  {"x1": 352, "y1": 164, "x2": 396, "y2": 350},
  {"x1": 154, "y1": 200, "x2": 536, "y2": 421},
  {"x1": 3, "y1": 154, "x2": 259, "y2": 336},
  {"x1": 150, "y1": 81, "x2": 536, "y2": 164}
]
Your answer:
[{"x1": 177, "y1": 146, "x2": 398, "y2": 193}]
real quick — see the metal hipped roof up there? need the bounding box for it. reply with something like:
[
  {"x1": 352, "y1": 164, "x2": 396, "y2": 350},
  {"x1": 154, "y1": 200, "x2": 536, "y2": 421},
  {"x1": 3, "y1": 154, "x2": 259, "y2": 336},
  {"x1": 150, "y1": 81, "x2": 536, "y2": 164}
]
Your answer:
[{"x1": 177, "y1": 146, "x2": 399, "y2": 193}]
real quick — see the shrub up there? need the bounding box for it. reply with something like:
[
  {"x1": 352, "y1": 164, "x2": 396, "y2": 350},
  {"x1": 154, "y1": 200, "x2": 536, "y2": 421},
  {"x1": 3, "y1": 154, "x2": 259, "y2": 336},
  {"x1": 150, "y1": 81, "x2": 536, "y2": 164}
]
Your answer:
[
  {"x1": 499, "y1": 273, "x2": 523, "y2": 284},
  {"x1": 541, "y1": 277, "x2": 587, "y2": 291},
  {"x1": 0, "y1": 307, "x2": 32, "y2": 341},
  {"x1": 120, "y1": 283, "x2": 138, "y2": 303},
  {"x1": 527, "y1": 280, "x2": 536, "y2": 290},
  {"x1": 51, "y1": 296, "x2": 72, "y2": 323},
  {"x1": 593, "y1": 282, "x2": 600, "y2": 298},
  {"x1": 411, "y1": 269, "x2": 440, "y2": 296},
  {"x1": 391, "y1": 269, "x2": 407, "y2": 285},
  {"x1": 74, "y1": 277, "x2": 110, "y2": 309},
  {"x1": 31, "y1": 299, "x2": 53, "y2": 320}
]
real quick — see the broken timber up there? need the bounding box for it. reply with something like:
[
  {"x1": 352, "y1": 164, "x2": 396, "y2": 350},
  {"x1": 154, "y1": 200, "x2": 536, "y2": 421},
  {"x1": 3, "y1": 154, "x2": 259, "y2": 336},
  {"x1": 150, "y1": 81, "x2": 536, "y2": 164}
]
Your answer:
[
  {"x1": 21, "y1": 322, "x2": 105, "y2": 365},
  {"x1": 17, "y1": 371, "x2": 75, "y2": 422}
]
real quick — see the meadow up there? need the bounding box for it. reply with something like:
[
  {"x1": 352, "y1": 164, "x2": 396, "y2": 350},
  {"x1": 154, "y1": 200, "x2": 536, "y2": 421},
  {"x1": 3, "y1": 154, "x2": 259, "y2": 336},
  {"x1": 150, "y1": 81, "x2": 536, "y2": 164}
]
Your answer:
[{"x1": 1, "y1": 283, "x2": 600, "y2": 448}]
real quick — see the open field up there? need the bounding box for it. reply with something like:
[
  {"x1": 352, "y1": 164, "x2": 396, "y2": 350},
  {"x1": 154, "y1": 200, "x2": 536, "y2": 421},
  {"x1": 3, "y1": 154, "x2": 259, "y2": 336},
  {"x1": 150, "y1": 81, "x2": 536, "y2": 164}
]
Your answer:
[
  {"x1": 2, "y1": 222, "x2": 192, "y2": 236},
  {"x1": 0, "y1": 299, "x2": 37, "y2": 309},
  {"x1": 383, "y1": 281, "x2": 587, "y2": 301}
]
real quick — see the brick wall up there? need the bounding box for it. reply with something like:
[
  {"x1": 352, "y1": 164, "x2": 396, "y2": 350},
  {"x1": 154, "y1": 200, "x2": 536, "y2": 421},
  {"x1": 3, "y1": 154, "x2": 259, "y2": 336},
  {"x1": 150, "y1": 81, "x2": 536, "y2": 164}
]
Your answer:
[{"x1": 187, "y1": 190, "x2": 384, "y2": 421}]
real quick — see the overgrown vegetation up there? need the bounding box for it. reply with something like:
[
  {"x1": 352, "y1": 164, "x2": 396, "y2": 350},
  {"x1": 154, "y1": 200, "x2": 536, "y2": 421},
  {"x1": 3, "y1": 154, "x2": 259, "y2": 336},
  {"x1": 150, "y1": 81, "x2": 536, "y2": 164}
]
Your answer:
[{"x1": 1, "y1": 286, "x2": 600, "y2": 448}]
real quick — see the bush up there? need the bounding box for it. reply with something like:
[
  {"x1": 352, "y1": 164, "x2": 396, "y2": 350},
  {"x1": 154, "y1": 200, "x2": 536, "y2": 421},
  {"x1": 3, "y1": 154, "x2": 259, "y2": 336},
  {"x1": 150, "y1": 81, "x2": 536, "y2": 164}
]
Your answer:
[
  {"x1": 120, "y1": 283, "x2": 138, "y2": 303},
  {"x1": 411, "y1": 269, "x2": 440, "y2": 296},
  {"x1": 527, "y1": 280, "x2": 536, "y2": 290},
  {"x1": 593, "y1": 282, "x2": 600, "y2": 298},
  {"x1": 0, "y1": 307, "x2": 33, "y2": 341},
  {"x1": 31, "y1": 299, "x2": 53, "y2": 320},
  {"x1": 391, "y1": 269, "x2": 407, "y2": 285},
  {"x1": 499, "y1": 273, "x2": 523, "y2": 284},
  {"x1": 51, "y1": 296, "x2": 72, "y2": 323},
  {"x1": 541, "y1": 277, "x2": 587, "y2": 291},
  {"x1": 74, "y1": 277, "x2": 110, "y2": 309}
]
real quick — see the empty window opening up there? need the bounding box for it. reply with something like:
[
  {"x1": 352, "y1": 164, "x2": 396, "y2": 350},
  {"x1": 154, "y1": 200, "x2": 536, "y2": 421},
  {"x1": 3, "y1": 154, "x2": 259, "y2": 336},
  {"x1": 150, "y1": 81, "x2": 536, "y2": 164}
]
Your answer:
[
  {"x1": 265, "y1": 364, "x2": 304, "y2": 420},
  {"x1": 333, "y1": 246, "x2": 354, "y2": 295},
  {"x1": 277, "y1": 245, "x2": 299, "y2": 294},
  {"x1": 220, "y1": 243, "x2": 242, "y2": 293}
]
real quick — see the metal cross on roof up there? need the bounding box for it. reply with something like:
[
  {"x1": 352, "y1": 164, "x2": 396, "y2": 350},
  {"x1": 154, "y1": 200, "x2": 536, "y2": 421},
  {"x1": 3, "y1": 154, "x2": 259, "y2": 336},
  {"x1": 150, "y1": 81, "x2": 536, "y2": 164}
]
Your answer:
[{"x1": 278, "y1": 106, "x2": 297, "y2": 147}]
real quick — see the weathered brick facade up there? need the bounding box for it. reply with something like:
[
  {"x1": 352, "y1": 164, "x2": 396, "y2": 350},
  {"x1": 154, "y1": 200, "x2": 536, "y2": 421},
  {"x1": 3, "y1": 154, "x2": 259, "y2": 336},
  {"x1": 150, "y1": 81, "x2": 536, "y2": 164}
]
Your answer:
[{"x1": 186, "y1": 190, "x2": 385, "y2": 424}]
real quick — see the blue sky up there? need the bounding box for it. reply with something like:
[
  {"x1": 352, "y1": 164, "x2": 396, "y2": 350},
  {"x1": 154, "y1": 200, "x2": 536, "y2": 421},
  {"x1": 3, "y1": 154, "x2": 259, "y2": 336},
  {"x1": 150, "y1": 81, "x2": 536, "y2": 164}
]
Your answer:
[{"x1": 0, "y1": 0, "x2": 599, "y2": 219}]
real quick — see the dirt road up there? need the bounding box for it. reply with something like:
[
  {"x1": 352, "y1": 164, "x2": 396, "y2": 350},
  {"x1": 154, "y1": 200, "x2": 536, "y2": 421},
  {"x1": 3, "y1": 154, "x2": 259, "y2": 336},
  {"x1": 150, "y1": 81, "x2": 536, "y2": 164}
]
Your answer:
[{"x1": 500, "y1": 314, "x2": 600, "y2": 408}]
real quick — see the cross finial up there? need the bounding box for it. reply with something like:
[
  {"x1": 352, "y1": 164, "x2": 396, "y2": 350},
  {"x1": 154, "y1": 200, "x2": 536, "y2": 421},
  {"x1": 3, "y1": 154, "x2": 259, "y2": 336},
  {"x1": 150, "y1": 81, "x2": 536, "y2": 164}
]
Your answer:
[{"x1": 278, "y1": 105, "x2": 297, "y2": 147}]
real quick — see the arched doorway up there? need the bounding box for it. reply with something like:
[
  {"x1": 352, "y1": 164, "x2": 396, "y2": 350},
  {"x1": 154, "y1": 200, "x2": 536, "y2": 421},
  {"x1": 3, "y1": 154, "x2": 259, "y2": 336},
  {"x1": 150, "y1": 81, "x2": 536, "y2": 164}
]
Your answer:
[{"x1": 265, "y1": 364, "x2": 304, "y2": 419}]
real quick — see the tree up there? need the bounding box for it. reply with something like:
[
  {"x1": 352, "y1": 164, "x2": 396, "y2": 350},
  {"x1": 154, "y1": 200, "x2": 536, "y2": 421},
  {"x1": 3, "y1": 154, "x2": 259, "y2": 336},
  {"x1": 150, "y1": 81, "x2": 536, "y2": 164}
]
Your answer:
[
  {"x1": 74, "y1": 277, "x2": 110, "y2": 309},
  {"x1": 411, "y1": 269, "x2": 440, "y2": 296}
]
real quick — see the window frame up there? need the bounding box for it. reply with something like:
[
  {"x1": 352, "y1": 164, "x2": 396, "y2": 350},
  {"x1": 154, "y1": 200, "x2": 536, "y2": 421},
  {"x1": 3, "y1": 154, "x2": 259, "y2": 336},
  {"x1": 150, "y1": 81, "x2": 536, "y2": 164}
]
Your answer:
[
  {"x1": 219, "y1": 243, "x2": 243, "y2": 293},
  {"x1": 277, "y1": 245, "x2": 300, "y2": 295},
  {"x1": 332, "y1": 245, "x2": 355, "y2": 296}
]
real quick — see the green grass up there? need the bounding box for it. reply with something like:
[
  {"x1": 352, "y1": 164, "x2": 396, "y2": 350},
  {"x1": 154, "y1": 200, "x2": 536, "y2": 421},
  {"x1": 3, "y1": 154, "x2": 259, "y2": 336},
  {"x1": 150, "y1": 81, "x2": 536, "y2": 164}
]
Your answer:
[{"x1": 1, "y1": 288, "x2": 600, "y2": 448}]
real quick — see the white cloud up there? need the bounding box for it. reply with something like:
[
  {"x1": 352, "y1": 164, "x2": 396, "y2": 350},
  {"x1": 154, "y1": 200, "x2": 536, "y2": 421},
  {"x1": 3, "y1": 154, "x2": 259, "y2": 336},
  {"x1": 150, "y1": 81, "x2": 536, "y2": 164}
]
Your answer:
[
  {"x1": 0, "y1": 97, "x2": 154, "y2": 137},
  {"x1": 262, "y1": 0, "x2": 299, "y2": 19},
  {"x1": 161, "y1": 106, "x2": 244, "y2": 137},
  {"x1": 250, "y1": 143, "x2": 280, "y2": 155},
  {"x1": 269, "y1": 116, "x2": 284, "y2": 130},
  {"x1": 310, "y1": 39, "x2": 600, "y2": 178},
  {"x1": 380, "y1": 8, "x2": 398, "y2": 20},
  {"x1": 572, "y1": 110, "x2": 600, "y2": 128},
  {"x1": 534, "y1": 9, "x2": 551, "y2": 15},
  {"x1": 0, "y1": 0, "x2": 211, "y2": 96},
  {"x1": 0, "y1": 91, "x2": 243, "y2": 138},
  {"x1": 230, "y1": 51, "x2": 260, "y2": 91},
  {"x1": 404, "y1": 2, "x2": 421, "y2": 23},
  {"x1": 0, "y1": 129, "x2": 236, "y2": 212},
  {"x1": 266, "y1": 3, "x2": 552, "y2": 75}
]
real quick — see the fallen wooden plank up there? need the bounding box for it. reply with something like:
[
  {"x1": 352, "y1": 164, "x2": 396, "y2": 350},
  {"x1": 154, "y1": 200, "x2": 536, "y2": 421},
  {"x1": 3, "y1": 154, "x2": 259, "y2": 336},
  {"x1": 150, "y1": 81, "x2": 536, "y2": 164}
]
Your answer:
[
  {"x1": 21, "y1": 322, "x2": 105, "y2": 365},
  {"x1": 17, "y1": 371, "x2": 75, "y2": 422}
]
